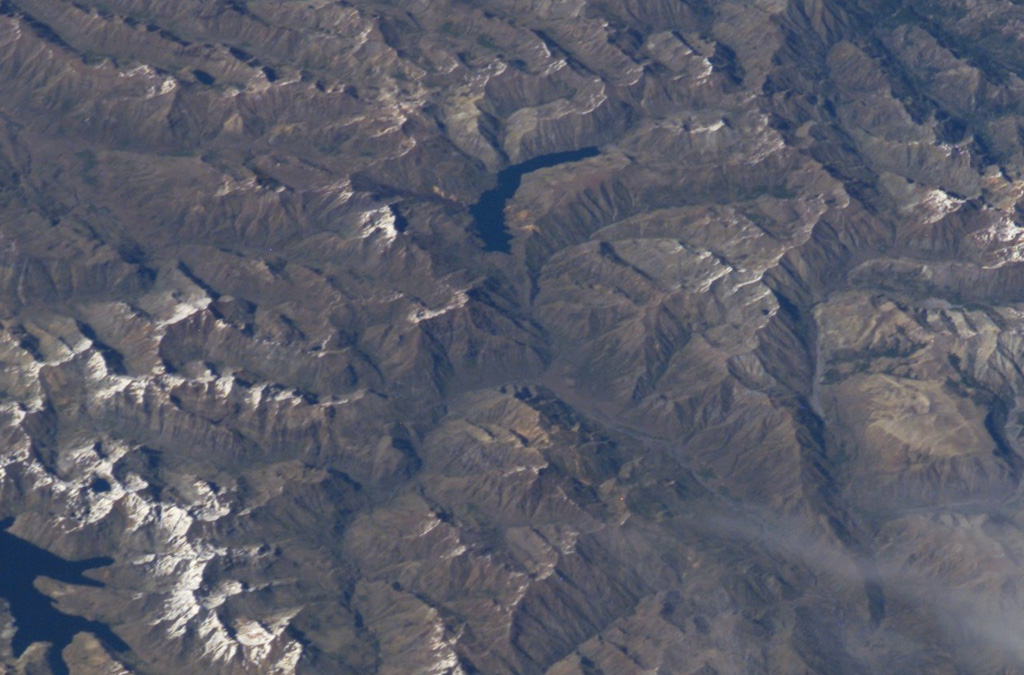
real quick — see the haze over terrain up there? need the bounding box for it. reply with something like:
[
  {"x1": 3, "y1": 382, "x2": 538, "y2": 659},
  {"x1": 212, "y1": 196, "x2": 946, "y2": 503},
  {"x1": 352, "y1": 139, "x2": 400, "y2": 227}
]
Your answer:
[{"x1": 5, "y1": 0, "x2": 1024, "y2": 672}]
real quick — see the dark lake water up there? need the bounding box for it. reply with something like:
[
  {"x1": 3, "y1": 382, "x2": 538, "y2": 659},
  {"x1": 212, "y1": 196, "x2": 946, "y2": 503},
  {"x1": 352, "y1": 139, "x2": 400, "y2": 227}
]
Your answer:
[
  {"x1": 0, "y1": 519, "x2": 126, "y2": 674},
  {"x1": 470, "y1": 147, "x2": 600, "y2": 253}
]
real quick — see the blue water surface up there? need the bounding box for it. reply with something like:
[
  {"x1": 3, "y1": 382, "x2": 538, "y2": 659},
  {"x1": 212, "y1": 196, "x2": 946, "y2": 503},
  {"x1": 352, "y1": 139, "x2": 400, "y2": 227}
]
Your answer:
[
  {"x1": 0, "y1": 520, "x2": 126, "y2": 674},
  {"x1": 471, "y1": 147, "x2": 600, "y2": 252}
]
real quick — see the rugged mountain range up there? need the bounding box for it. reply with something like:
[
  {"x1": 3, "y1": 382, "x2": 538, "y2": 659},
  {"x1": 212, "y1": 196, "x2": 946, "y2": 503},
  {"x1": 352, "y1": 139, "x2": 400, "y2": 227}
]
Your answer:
[{"x1": 2, "y1": 0, "x2": 1024, "y2": 672}]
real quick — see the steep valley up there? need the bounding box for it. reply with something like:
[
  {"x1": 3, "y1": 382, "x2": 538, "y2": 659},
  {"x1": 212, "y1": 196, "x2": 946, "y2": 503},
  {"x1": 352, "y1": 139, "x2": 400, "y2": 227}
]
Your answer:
[{"x1": 2, "y1": 0, "x2": 1024, "y2": 673}]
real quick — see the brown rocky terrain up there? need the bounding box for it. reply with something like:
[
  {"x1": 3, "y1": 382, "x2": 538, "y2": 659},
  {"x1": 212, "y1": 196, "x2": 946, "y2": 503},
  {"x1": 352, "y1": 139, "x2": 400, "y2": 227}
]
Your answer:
[{"x1": 4, "y1": 0, "x2": 1024, "y2": 672}]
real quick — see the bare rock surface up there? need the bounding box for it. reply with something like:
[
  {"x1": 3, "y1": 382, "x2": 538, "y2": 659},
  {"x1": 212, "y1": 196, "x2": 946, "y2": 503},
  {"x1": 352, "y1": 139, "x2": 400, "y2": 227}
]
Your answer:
[{"x1": 5, "y1": 0, "x2": 1024, "y2": 673}]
